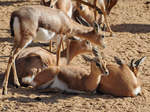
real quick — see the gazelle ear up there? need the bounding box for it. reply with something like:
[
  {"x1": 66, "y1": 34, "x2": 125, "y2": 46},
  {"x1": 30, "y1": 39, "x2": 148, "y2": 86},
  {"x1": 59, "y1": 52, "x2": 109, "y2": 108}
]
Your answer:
[
  {"x1": 82, "y1": 55, "x2": 93, "y2": 62},
  {"x1": 134, "y1": 56, "x2": 146, "y2": 67},
  {"x1": 93, "y1": 22, "x2": 99, "y2": 33},
  {"x1": 114, "y1": 57, "x2": 123, "y2": 66}
]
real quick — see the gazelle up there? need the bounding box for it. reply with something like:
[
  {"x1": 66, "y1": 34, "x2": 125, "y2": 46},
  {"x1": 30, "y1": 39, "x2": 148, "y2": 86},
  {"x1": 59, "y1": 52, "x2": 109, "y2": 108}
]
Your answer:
[
  {"x1": 23, "y1": 48, "x2": 109, "y2": 93},
  {"x1": 40, "y1": 0, "x2": 73, "y2": 51},
  {"x1": 2, "y1": 5, "x2": 105, "y2": 95},
  {"x1": 74, "y1": 0, "x2": 118, "y2": 36},
  {"x1": 97, "y1": 56, "x2": 146, "y2": 97},
  {"x1": 9, "y1": 39, "x2": 93, "y2": 85}
]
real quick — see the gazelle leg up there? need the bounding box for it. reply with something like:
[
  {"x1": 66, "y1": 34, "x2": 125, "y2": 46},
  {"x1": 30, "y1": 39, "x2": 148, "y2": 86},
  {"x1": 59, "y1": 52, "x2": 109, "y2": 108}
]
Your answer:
[
  {"x1": 12, "y1": 60, "x2": 20, "y2": 87},
  {"x1": 61, "y1": 41, "x2": 65, "y2": 51},
  {"x1": 56, "y1": 36, "x2": 63, "y2": 66},
  {"x1": 66, "y1": 39, "x2": 71, "y2": 65},
  {"x1": 99, "y1": 5, "x2": 114, "y2": 36},
  {"x1": 2, "y1": 39, "x2": 32, "y2": 95},
  {"x1": 94, "y1": 0, "x2": 97, "y2": 21},
  {"x1": 49, "y1": 40, "x2": 52, "y2": 52}
]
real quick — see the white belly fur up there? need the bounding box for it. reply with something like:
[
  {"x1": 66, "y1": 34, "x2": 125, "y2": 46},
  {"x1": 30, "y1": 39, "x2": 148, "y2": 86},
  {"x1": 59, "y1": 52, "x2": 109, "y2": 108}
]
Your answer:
[
  {"x1": 50, "y1": 75, "x2": 85, "y2": 93},
  {"x1": 35, "y1": 28, "x2": 57, "y2": 43}
]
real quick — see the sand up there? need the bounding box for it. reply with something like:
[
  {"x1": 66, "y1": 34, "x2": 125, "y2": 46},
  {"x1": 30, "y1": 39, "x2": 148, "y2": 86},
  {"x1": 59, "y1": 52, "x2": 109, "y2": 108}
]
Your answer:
[{"x1": 0, "y1": 0, "x2": 150, "y2": 111}]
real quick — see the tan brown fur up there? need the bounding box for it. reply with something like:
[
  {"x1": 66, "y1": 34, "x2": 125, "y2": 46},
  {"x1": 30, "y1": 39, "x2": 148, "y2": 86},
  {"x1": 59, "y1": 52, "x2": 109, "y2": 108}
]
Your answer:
[
  {"x1": 98, "y1": 57, "x2": 145, "y2": 97},
  {"x1": 31, "y1": 55, "x2": 108, "y2": 93}
]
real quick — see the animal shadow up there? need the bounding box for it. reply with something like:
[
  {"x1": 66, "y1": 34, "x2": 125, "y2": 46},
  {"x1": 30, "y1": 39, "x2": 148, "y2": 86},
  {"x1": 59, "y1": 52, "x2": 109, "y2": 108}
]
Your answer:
[{"x1": 111, "y1": 24, "x2": 150, "y2": 34}]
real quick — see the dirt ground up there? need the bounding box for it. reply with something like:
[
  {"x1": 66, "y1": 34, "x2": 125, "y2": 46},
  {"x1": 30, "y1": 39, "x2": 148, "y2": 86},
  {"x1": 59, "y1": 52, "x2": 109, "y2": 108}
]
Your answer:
[{"x1": 0, "y1": 0, "x2": 150, "y2": 112}]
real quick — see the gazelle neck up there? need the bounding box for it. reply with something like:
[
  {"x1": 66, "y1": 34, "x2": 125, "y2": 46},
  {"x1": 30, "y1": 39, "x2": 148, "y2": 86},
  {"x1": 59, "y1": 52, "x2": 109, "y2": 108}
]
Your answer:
[{"x1": 84, "y1": 62, "x2": 102, "y2": 91}]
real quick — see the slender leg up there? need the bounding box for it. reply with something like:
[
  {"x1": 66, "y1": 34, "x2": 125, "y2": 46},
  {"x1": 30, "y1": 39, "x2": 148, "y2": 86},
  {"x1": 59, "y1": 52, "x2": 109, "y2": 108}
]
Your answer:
[
  {"x1": 2, "y1": 39, "x2": 32, "y2": 95},
  {"x1": 56, "y1": 37, "x2": 63, "y2": 66},
  {"x1": 61, "y1": 41, "x2": 65, "y2": 51},
  {"x1": 100, "y1": 6, "x2": 113, "y2": 36},
  {"x1": 2, "y1": 47, "x2": 22, "y2": 95},
  {"x1": 49, "y1": 40, "x2": 52, "y2": 52},
  {"x1": 66, "y1": 39, "x2": 71, "y2": 65},
  {"x1": 94, "y1": 0, "x2": 97, "y2": 21},
  {"x1": 12, "y1": 60, "x2": 20, "y2": 87}
]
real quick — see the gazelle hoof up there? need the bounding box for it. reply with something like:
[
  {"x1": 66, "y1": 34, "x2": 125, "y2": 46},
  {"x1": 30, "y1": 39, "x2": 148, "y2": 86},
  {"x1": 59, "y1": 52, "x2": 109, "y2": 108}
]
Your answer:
[
  {"x1": 2, "y1": 87, "x2": 8, "y2": 95},
  {"x1": 110, "y1": 33, "x2": 115, "y2": 37},
  {"x1": 14, "y1": 81, "x2": 21, "y2": 88}
]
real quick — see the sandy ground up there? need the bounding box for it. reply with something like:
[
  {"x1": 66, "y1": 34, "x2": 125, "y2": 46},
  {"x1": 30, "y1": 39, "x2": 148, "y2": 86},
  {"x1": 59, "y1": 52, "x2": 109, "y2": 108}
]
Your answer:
[{"x1": 0, "y1": 0, "x2": 150, "y2": 111}]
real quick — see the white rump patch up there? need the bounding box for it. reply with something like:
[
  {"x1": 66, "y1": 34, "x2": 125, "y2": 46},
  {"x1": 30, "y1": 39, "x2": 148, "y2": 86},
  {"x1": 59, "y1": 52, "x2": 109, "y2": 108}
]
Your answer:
[
  {"x1": 132, "y1": 86, "x2": 141, "y2": 96},
  {"x1": 50, "y1": 76, "x2": 85, "y2": 93},
  {"x1": 22, "y1": 75, "x2": 35, "y2": 84},
  {"x1": 13, "y1": 17, "x2": 21, "y2": 42}
]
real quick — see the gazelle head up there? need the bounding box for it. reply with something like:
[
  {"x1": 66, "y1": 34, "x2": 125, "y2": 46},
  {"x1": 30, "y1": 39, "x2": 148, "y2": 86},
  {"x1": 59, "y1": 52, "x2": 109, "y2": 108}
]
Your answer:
[
  {"x1": 129, "y1": 56, "x2": 146, "y2": 77},
  {"x1": 75, "y1": 2, "x2": 102, "y2": 25},
  {"x1": 98, "y1": 56, "x2": 146, "y2": 97},
  {"x1": 112, "y1": 56, "x2": 146, "y2": 96},
  {"x1": 82, "y1": 47, "x2": 109, "y2": 76},
  {"x1": 92, "y1": 22, "x2": 106, "y2": 49}
]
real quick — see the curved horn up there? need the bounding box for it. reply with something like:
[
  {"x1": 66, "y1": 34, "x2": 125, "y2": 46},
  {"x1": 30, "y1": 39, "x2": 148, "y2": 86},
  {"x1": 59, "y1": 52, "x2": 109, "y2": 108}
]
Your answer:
[
  {"x1": 130, "y1": 59, "x2": 135, "y2": 67},
  {"x1": 134, "y1": 56, "x2": 146, "y2": 67}
]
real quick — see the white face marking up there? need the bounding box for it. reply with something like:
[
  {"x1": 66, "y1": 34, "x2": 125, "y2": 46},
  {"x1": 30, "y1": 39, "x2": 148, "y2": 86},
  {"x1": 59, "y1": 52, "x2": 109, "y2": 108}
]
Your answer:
[
  {"x1": 22, "y1": 75, "x2": 35, "y2": 84},
  {"x1": 35, "y1": 28, "x2": 56, "y2": 42},
  {"x1": 50, "y1": 76, "x2": 85, "y2": 93},
  {"x1": 13, "y1": 17, "x2": 21, "y2": 42},
  {"x1": 132, "y1": 86, "x2": 141, "y2": 96}
]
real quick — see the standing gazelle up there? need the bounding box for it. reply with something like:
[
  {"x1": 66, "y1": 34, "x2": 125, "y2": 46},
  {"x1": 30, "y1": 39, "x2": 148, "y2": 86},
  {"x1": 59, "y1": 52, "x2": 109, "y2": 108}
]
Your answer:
[
  {"x1": 2, "y1": 6, "x2": 105, "y2": 95},
  {"x1": 40, "y1": 0, "x2": 73, "y2": 51},
  {"x1": 24, "y1": 48, "x2": 109, "y2": 93},
  {"x1": 98, "y1": 56, "x2": 146, "y2": 97}
]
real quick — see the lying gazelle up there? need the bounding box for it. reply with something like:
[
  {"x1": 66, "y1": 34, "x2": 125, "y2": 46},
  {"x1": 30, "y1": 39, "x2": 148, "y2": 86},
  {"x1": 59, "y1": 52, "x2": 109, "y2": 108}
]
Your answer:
[
  {"x1": 23, "y1": 48, "x2": 109, "y2": 93},
  {"x1": 2, "y1": 5, "x2": 105, "y2": 95},
  {"x1": 9, "y1": 39, "x2": 92, "y2": 85},
  {"x1": 40, "y1": 0, "x2": 73, "y2": 51},
  {"x1": 74, "y1": 0, "x2": 118, "y2": 36},
  {"x1": 97, "y1": 56, "x2": 146, "y2": 97}
]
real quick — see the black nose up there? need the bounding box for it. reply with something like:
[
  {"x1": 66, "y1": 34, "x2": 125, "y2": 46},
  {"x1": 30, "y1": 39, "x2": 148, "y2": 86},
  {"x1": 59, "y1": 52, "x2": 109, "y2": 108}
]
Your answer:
[{"x1": 105, "y1": 70, "x2": 109, "y2": 75}]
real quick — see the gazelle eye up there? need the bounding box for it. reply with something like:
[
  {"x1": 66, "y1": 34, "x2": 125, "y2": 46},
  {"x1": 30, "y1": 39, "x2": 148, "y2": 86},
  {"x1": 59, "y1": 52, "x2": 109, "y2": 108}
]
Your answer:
[
  {"x1": 79, "y1": 5, "x2": 83, "y2": 10},
  {"x1": 101, "y1": 35, "x2": 104, "y2": 38}
]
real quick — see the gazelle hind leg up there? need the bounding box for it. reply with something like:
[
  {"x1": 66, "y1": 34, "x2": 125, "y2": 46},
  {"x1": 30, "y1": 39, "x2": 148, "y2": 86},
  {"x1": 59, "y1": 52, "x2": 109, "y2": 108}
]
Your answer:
[
  {"x1": 49, "y1": 40, "x2": 52, "y2": 52},
  {"x1": 56, "y1": 36, "x2": 63, "y2": 66},
  {"x1": 2, "y1": 38, "x2": 32, "y2": 95}
]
